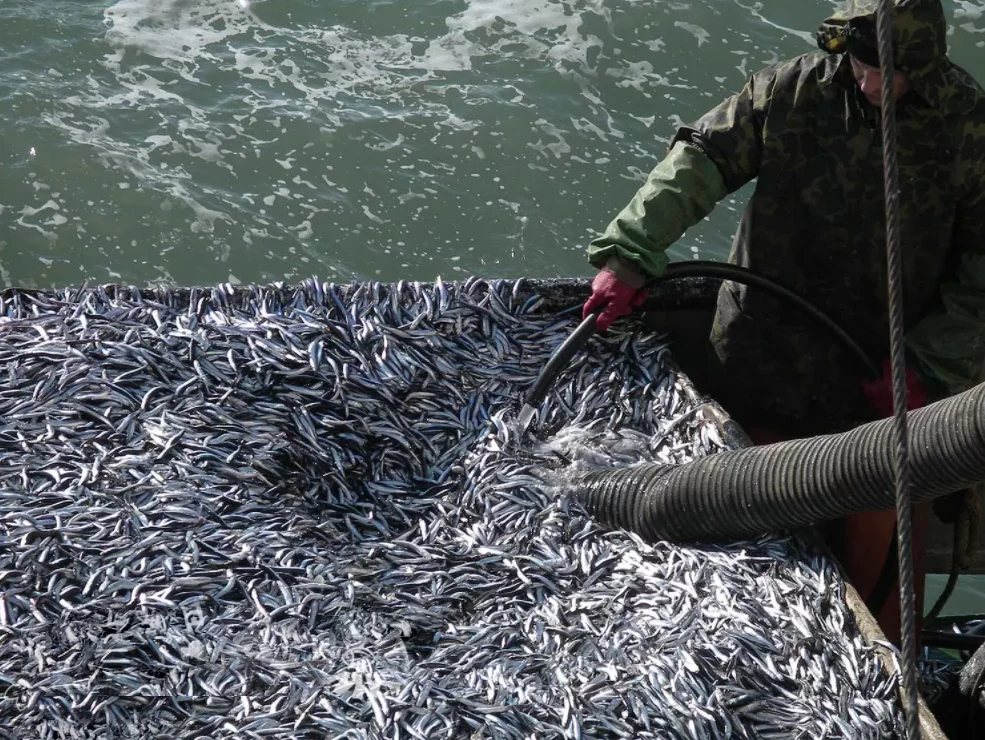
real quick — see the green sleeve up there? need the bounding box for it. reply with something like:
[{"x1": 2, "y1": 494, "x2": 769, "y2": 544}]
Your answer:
[
  {"x1": 587, "y1": 141, "x2": 728, "y2": 278},
  {"x1": 905, "y1": 146, "x2": 985, "y2": 398},
  {"x1": 588, "y1": 66, "x2": 777, "y2": 278}
]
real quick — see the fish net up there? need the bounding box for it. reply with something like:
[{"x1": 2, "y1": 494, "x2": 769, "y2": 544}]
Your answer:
[{"x1": 0, "y1": 278, "x2": 908, "y2": 738}]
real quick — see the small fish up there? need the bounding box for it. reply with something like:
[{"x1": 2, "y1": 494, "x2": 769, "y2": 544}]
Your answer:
[{"x1": 0, "y1": 277, "x2": 906, "y2": 738}]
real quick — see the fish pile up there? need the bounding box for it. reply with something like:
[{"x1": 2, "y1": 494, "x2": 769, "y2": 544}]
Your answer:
[{"x1": 0, "y1": 278, "x2": 909, "y2": 738}]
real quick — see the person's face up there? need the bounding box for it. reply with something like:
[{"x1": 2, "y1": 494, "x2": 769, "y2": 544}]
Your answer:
[{"x1": 850, "y1": 56, "x2": 910, "y2": 107}]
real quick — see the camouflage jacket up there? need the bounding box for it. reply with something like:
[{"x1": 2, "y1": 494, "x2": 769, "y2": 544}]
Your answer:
[{"x1": 588, "y1": 0, "x2": 985, "y2": 425}]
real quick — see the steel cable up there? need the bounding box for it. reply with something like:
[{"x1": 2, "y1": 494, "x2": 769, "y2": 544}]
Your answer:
[{"x1": 874, "y1": 2, "x2": 921, "y2": 736}]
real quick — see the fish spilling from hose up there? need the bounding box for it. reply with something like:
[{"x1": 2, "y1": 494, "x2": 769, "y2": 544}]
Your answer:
[
  {"x1": 0, "y1": 279, "x2": 911, "y2": 738},
  {"x1": 573, "y1": 383, "x2": 985, "y2": 543}
]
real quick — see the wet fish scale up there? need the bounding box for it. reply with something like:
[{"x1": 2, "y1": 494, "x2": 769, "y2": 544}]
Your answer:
[{"x1": 0, "y1": 278, "x2": 913, "y2": 738}]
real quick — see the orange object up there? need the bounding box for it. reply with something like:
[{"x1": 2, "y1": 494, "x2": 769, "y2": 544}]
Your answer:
[{"x1": 830, "y1": 506, "x2": 930, "y2": 645}]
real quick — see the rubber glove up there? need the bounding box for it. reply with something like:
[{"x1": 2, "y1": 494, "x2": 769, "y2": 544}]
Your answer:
[
  {"x1": 582, "y1": 269, "x2": 648, "y2": 333},
  {"x1": 861, "y1": 358, "x2": 929, "y2": 418}
]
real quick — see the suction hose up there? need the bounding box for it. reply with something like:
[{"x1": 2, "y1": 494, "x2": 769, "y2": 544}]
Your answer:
[{"x1": 576, "y1": 382, "x2": 985, "y2": 542}]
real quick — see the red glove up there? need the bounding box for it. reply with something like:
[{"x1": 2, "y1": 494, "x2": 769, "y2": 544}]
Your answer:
[
  {"x1": 861, "y1": 358, "x2": 928, "y2": 418},
  {"x1": 582, "y1": 270, "x2": 648, "y2": 332}
]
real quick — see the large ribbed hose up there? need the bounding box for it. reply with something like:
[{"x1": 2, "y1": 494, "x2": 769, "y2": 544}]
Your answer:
[{"x1": 577, "y1": 382, "x2": 985, "y2": 542}]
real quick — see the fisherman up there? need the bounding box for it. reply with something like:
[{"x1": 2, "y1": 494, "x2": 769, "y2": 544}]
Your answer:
[{"x1": 582, "y1": 0, "x2": 985, "y2": 644}]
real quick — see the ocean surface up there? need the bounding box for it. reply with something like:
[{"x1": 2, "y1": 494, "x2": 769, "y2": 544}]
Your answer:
[{"x1": 0, "y1": 0, "x2": 983, "y2": 614}]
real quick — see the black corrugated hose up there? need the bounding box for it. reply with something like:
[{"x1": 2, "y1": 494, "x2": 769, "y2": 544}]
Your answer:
[{"x1": 576, "y1": 380, "x2": 985, "y2": 542}]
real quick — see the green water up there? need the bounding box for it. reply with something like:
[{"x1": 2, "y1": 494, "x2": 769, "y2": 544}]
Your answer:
[
  {"x1": 926, "y1": 574, "x2": 985, "y2": 619},
  {"x1": 2, "y1": 0, "x2": 980, "y2": 290},
  {"x1": 1, "y1": 0, "x2": 984, "y2": 614}
]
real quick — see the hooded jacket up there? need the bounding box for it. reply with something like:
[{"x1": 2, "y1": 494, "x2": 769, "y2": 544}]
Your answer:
[{"x1": 588, "y1": 0, "x2": 985, "y2": 426}]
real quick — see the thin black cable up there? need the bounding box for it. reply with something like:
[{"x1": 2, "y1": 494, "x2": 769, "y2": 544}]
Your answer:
[
  {"x1": 874, "y1": 2, "x2": 921, "y2": 736},
  {"x1": 924, "y1": 528, "x2": 961, "y2": 624},
  {"x1": 520, "y1": 262, "x2": 879, "y2": 417},
  {"x1": 867, "y1": 525, "x2": 899, "y2": 619}
]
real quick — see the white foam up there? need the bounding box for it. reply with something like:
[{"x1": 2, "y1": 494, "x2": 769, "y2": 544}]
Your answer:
[
  {"x1": 674, "y1": 21, "x2": 711, "y2": 47},
  {"x1": 362, "y1": 205, "x2": 387, "y2": 224},
  {"x1": 528, "y1": 120, "x2": 571, "y2": 159},
  {"x1": 103, "y1": 0, "x2": 264, "y2": 74},
  {"x1": 33, "y1": 0, "x2": 704, "y2": 278},
  {"x1": 420, "y1": 31, "x2": 475, "y2": 72},
  {"x1": 955, "y1": 1, "x2": 984, "y2": 21},
  {"x1": 290, "y1": 220, "x2": 314, "y2": 240},
  {"x1": 733, "y1": 0, "x2": 816, "y2": 45},
  {"x1": 439, "y1": 0, "x2": 609, "y2": 77},
  {"x1": 19, "y1": 200, "x2": 61, "y2": 218}
]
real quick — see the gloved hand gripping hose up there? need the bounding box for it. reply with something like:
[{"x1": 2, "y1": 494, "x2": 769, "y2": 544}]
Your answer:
[
  {"x1": 518, "y1": 261, "x2": 879, "y2": 432},
  {"x1": 575, "y1": 382, "x2": 985, "y2": 542}
]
